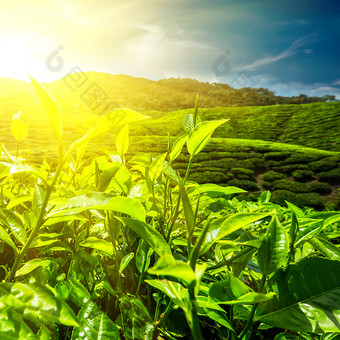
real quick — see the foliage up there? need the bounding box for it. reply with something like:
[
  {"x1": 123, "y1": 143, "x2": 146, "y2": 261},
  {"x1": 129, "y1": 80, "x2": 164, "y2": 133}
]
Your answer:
[{"x1": 0, "y1": 81, "x2": 339, "y2": 340}]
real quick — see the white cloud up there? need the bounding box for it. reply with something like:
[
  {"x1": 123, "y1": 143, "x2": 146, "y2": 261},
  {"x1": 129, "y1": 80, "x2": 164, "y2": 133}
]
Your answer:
[
  {"x1": 270, "y1": 82, "x2": 340, "y2": 99},
  {"x1": 234, "y1": 33, "x2": 320, "y2": 72}
]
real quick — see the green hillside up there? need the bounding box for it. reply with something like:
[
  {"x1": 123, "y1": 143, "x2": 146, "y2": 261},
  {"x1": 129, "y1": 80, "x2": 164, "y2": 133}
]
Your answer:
[
  {"x1": 131, "y1": 101, "x2": 340, "y2": 151},
  {"x1": 1, "y1": 74, "x2": 340, "y2": 209}
]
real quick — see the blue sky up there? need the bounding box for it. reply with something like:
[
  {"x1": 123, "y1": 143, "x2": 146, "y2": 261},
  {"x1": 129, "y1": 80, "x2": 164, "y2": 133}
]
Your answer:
[{"x1": 1, "y1": 0, "x2": 339, "y2": 98}]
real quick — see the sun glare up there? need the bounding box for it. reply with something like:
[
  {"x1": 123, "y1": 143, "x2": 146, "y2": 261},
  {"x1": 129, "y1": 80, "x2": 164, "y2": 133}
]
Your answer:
[{"x1": 0, "y1": 35, "x2": 52, "y2": 81}]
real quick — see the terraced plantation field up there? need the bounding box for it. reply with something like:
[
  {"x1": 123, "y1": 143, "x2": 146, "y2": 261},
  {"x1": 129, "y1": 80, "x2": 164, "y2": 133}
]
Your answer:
[{"x1": 1, "y1": 91, "x2": 339, "y2": 210}]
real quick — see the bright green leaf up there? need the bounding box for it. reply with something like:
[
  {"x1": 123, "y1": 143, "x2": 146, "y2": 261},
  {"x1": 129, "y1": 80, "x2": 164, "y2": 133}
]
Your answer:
[
  {"x1": 200, "y1": 212, "x2": 272, "y2": 256},
  {"x1": 30, "y1": 76, "x2": 62, "y2": 144},
  {"x1": 119, "y1": 252, "x2": 134, "y2": 275},
  {"x1": 16, "y1": 258, "x2": 51, "y2": 277},
  {"x1": 11, "y1": 111, "x2": 29, "y2": 142},
  {"x1": 0, "y1": 282, "x2": 79, "y2": 327},
  {"x1": 80, "y1": 237, "x2": 113, "y2": 256},
  {"x1": 170, "y1": 135, "x2": 187, "y2": 162},
  {"x1": 71, "y1": 300, "x2": 119, "y2": 340},
  {"x1": 149, "y1": 153, "x2": 167, "y2": 183},
  {"x1": 116, "y1": 125, "x2": 129, "y2": 159},
  {"x1": 121, "y1": 217, "x2": 171, "y2": 256},
  {"x1": 148, "y1": 254, "x2": 196, "y2": 288},
  {"x1": 187, "y1": 119, "x2": 228, "y2": 157}
]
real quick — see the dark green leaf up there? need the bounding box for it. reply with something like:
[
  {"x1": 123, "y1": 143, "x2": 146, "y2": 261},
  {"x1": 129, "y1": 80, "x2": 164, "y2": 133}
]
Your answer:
[
  {"x1": 257, "y1": 215, "x2": 288, "y2": 276},
  {"x1": 119, "y1": 296, "x2": 154, "y2": 340},
  {"x1": 71, "y1": 300, "x2": 119, "y2": 340},
  {"x1": 136, "y1": 239, "x2": 153, "y2": 273},
  {"x1": 255, "y1": 257, "x2": 340, "y2": 333}
]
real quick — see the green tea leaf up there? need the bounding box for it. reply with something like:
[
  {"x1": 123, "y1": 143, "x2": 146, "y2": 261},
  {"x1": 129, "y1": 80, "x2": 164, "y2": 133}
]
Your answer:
[
  {"x1": 258, "y1": 215, "x2": 289, "y2": 276},
  {"x1": 121, "y1": 218, "x2": 171, "y2": 256},
  {"x1": 146, "y1": 279, "x2": 190, "y2": 312},
  {"x1": 112, "y1": 165, "x2": 132, "y2": 195},
  {"x1": 80, "y1": 237, "x2": 113, "y2": 256},
  {"x1": 255, "y1": 257, "x2": 340, "y2": 333},
  {"x1": 16, "y1": 258, "x2": 51, "y2": 277},
  {"x1": 72, "y1": 300, "x2": 119, "y2": 340},
  {"x1": 0, "y1": 209, "x2": 26, "y2": 245},
  {"x1": 33, "y1": 184, "x2": 44, "y2": 217},
  {"x1": 169, "y1": 135, "x2": 187, "y2": 162},
  {"x1": 209, "y1": 272, "x2": 252, "y2": 303},
  {"x1": 309, "y1": 237, "x2": 340, "y2": 260},
  {"x1": 66, "y1": 109, "x2": 149, "y2": 158},
  {"x1": 11, "y1": 111, "x2": 29, "y2": 142},
  {"x1": 191, "y1": 184, "x2": 246, "y2": 196},
  {"x1": 0, "y1": 225, "x2": 17, "y2": 255},
  {"x1": 0, "y1": 145, "x2": 46, "y2": 182},
  {"x1": 149, "y1": 153, "x2": 167, "y2": 183},
  {"x1": 119, "y1": 252, "x2": 134, "y2": 275},
  {"x1": 119, "y1": 296, "x2": 154, "y2": 339},
  {"x1": 48, "y1": 194, "x2": 145, "y2": 221},
  {"x1": 162, "y1": 160, "x2": 180, "y2": 183},
  {"x1": 6, "y1": 195, "x2": 32, "y2": 210},
  {"x1": 0, "y1": 309, "x2": 36, "y2": 339},
  {"x1": 209, "y1": 275, "x2": 274, "y2": 304},
  {"x1": 148, "y1": 254, "x2": 196, "y2": 288},
  {"x1": 0, "y1": 282, "x2": 79, "y2": 327},
  {"x1": 274, "y1": 333, "x2": 301, "y2": 340},
  {"x1": 30, "y1": 76, "x2": 62, "y2": 144},
  {"x1": 184, "y1": 114, "x2": 194, "y2": 135},
  {"x1": 179, "y1": 183, "x2": 195, "y2": 236},
  {"x1": 136, "y1": 239, "x2": 153, "y2": 273},
  {"x1": 187, "y1": 119, "x2": 228, "y2": 157},
  {"x1": 200, "y1": 212, "x2": 272, "y2": 256},
  {"x1": 116, "y1": 124, "x2": 129, "y2": 159}
]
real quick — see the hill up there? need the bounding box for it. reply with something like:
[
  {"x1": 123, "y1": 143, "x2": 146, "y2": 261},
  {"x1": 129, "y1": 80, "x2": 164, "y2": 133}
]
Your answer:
[
  {"x1": 131, "y1": 101, "x2": 340, "y2": 152},
  {"x1": 0, "y1": 71, "x2": 336, "y2": 114},
  {"x1": 1, "y1": 73, "x2": 340, "y2": 209}
]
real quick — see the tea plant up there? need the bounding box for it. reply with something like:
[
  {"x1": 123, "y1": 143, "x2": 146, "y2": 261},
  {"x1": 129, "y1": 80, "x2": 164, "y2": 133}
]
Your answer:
[{"x1": 0, "y1": 79, "x2": 340, "y2": 339}]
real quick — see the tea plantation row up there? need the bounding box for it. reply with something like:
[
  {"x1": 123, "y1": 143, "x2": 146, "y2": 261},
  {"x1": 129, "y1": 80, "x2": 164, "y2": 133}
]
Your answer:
[{"x1": 127, "y1": 136, "x2": 340, "y2": 210}]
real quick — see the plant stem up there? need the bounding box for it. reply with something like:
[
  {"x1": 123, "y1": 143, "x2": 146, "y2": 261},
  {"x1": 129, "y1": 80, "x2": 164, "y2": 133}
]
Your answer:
[
  {"x1": 237, "y1": 274, "x2": 267, "y2": 339},
  {"x1": 166, "y1": 191, "x2": 181, "y2": 241},
  {"x1": 207, "y1": 247, "x2": 257, "y2": 271},
  {"x1": 183, "y1": 156, "x2": 193, "y2": 184},
  {"x1": 8, "y1": 161, "x2": 64, "y2": 282},
  {"x1": 16, "y1": 140, "x2": 20, "y2": 158},
  {"x1": 155, "y1": 300, "x2": 174, "y2": 329},
  {"x1": 189, "y1": 215, "x2": 212, "y2": 270},
  {"x1": 106, "y1": 211, "x2": 121, "y2": 291},
  {"x1": 188, "y1": 286, "x2": 203, "y2": 340}
]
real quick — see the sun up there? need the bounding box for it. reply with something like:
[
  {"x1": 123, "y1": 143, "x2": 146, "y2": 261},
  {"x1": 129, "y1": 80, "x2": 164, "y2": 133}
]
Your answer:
[{"x1": 0, "y1": 34, "x2": 53, "y2": 81}]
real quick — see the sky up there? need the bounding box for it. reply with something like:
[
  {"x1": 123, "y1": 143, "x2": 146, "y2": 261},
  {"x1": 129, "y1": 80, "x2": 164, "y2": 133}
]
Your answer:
[{"x1": 0, "y1": 0, "x2": 339, "y2": 98}]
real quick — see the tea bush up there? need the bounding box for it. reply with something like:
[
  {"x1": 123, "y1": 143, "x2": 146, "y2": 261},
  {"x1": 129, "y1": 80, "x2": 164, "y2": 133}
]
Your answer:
[{"x1": 0, "y1": 82, "x2": 339, "y2": 340}]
